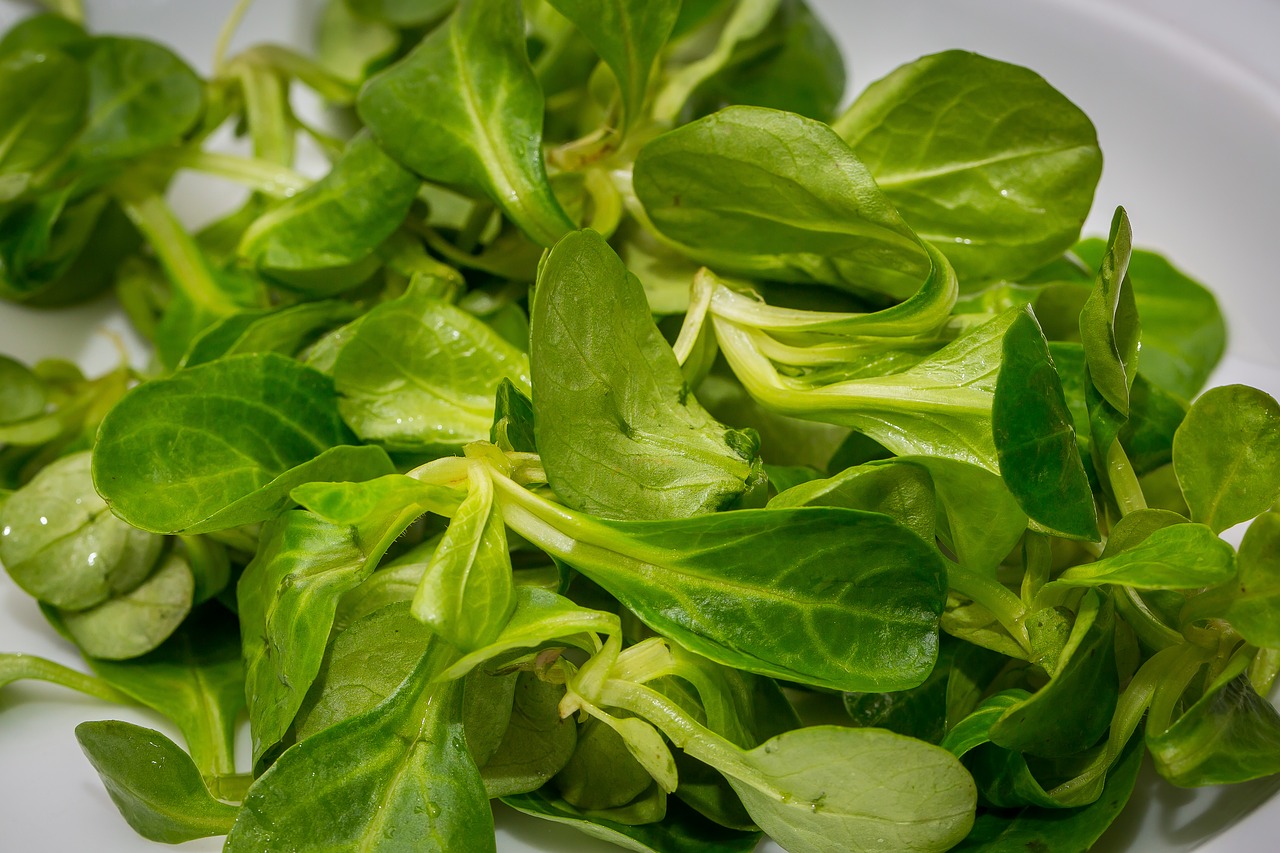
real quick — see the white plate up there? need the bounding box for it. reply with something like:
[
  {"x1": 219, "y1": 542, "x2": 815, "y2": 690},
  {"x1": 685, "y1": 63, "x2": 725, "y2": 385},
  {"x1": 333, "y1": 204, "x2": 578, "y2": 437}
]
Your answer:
[{"x1": 2, "y1": 0, "x2": 1278, "y2": 850}]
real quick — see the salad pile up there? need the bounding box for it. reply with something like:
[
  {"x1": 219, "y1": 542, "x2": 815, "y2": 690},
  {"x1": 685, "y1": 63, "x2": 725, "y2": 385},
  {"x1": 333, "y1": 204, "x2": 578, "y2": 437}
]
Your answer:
[{"x1": 2, "y1": 0, "x2": 1280, "y2": 851}]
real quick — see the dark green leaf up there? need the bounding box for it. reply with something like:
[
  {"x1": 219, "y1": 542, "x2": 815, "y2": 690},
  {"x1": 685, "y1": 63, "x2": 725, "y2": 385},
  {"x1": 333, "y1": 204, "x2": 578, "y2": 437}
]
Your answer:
[
  {"x1": 76, "y1": 721, "x2": 238, "y2": 844},
  {"x1": 504, "y1": 787, "x2": 760, "y2": 853},
  {"x1": 227, "y1": 644, "x2": 496, "y2": 852},
  {"x1": 93, "y1": 353, "x2": 390, "y2": 534},
  {"x1": 358, "y1": 0, "x2": 573, "y2": 246},
  {"x1": 992, "y1": 307, "x2": 1098, "y2": 540},
  {"x1": 1078, "y1": 207, "x2": 1139, "y2": 416}
]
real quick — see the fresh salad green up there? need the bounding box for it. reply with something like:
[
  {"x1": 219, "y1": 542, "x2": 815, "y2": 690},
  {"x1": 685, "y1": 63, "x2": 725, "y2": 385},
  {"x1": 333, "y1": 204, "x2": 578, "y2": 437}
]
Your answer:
[{"x1": 1, "y1": 0, "x2": 1278, "y2": 851}]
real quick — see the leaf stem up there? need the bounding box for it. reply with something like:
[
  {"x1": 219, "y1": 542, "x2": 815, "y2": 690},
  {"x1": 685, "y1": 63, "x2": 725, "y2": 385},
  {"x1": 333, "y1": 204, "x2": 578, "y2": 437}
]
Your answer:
[
  {"x1": 213, "y1": 0, "x2": 256, "y2": 75},
  {"x1": 945, "y1": 560, "x2": 1032, "y2": 655},
  {"x1": 0, "y1": 654, "x2": 134, "y2": 705},
  {"x1": 1106, "y1": 440, "x2": 1147, "y2": 516},
  {"x1": 155, "y1": 149, "x2": 311, "y2": 198},
  {"x1": 112, "y1": 180, "x2": 239, "y2": 315}
]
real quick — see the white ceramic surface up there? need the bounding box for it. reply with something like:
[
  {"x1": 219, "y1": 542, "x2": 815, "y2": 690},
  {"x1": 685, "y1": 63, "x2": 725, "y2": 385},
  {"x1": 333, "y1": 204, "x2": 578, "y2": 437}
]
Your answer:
[{"x1": 1, "y1": 1, "x2": 1278, "y2": 850}]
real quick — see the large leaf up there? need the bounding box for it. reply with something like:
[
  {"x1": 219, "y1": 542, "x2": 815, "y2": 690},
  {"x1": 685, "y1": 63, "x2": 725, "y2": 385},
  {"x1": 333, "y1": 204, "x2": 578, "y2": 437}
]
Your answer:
[
  {"x1": 92, "y1": 353, "x2": 393, "y2": 534},
  {"x1": 76, "y1": 36, "x2": 203, "y2": 163},
  {"x1": 0, "y1": 49, "x2": 85, "y2": 200},
  {"x1": 497, "y1": 482, "x2": 946, "y2": 693},
  {"x1": 227, "y1": 644, "x2": 496, "y2": 852},
  {"x1": 531, "y1": 229, "x2": 759, "y2": 520},
  {"x1": 358, "y1": 0, "x2": 573, "y2": 246},
  {"x1": 633, "y1": 105, "x2": 930, "y2": 300},
  {"x1": 835, "y1": 50, "x2": 1101, "y2": 285}
]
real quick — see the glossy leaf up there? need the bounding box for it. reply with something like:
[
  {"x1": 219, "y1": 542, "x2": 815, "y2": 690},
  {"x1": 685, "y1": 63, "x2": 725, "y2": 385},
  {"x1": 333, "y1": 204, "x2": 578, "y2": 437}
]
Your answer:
[
  {"x1": 295, "y1": 602, "x2": 434, "y2": 740},
  {"x1": 681, "y1": 0, "x2": 846, "y2": 123},
  {"x1": 227, "y1": 644, "x2": 496, "y2": 852},
  {"x1": 950, "y1": 735, "x2": 1143, "y2": 852},
  {"x1": 497, "y1": 482, "x2": 946, "y2": 693},
  {"x1": 1173, "y1": 384, "x2": 1280, "y2": 532},
  {"x1": 1149, "y1": 663, "x2": 1280, "y2": 786},
  {"x1": 93, "y1": 353, "x2": 390, "y2": 534},
  {"x1": 358, "y1": 0, "x2": 574, "y2": 246},
  {"x1": 238, "y1": 476, "x2": 457, "y2": 764},
  {"x1": 1079, "y1": 207, "x2": 1139, "y2": 416},
  {"x1": 988, "y1": 592, "x2": 1118, "y2": 758},
  {"x1": 413, "y1": 464, "x2": 516, "y2": 650},
  {"x1": 531, "y1": 229, "x2": 759, "y2": 520},
  {"x1": 633, "y1": 105, "x2": 931, "y2": 300},
  {"x1": 330, "y1": 282, "x2": 531, "y2": 451},
  {"x1": 481, "y1": 672, "x2": 578, "y2": 798},
  {"x1": 1074, "y1": 239, "x2": 1225, "y2": 400},
  {"x1": 76, "y1": 721, "x2": 238, "y2": 844},
  {"x1": 835, "y1": 50, "x2": 1101, "y2": 285},
  {"x1": 58, "y1": 552, "x2": 194, "y2": 660},
  {"x1": 0, "y1": 451, "x2": 162, "y2": 609},
  {"x1": 0, "y1": 50, "x2": 85, "y2": 200},
  {"x1": 992, "y1": 307, "x2": 1098, "y2": 540},
  {"x1": 1215, "y1": 512, "x2": 1280, "y2": 648},
  {"x1": 1055, "y1": 523, "x2": 1234, "y2": 590}
]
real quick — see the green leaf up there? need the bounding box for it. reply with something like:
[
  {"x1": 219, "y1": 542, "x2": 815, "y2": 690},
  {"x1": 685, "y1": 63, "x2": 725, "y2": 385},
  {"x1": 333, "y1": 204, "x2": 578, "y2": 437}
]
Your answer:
[
  {"x1": 544, "y1": 0, "x2": 680, "y2": 130},
  {"x1": 1149, "y1": 662, "x2": 1280, "y2": 786},
  {"x1": 347, "y1": 0, "x2": 456, "y2": 26},
  {"x1": 1055, "y1": 523, "x2": 1234, "y2": 590},
  {"x1": 835, "y1": 51, "x2": 1101, "y2": 285},
  {"x1": 358, "y1": 0, "x2": 573, "y2": 246},
  {"x1": 92, "y1": 353, "x2": 390, "y2": 534},
  {"x1": 499, "y1": 482, "x2": 946, "y2": 693},
  {"x1": 1079, "y1": 207, "x2": 1139, "y2": 416},
  {"x1": 412, "y1": 465, "x2": 516, "y2": 650},
  {"x1": 681, "y1": 0, "x2": 846, "y2": 123},
  {"x1": 180, "y1": 300, "x2": 361, "y2": 368},
  {"x1": 0, "y1": 49, "x2": 85, "y2": 200},
  {"x1": 1173, "y1": 384, "x2": 1280, "y2": 532},
  {"x1": 239, "y1": 131, "x2": 419, "y2": 290},
  {"x1": 950, "y1": 734, "x2": 1143, "y2": 852},
  {"x1": 490, "y1": 378, "x2": 537, "y2": 453},
  {"x1": 1217, "y1": 512, "x2": 1280, "y2": 648},
  {"x1": 76, "y1": 36, "x2": 203, "y2": 163},
  {"x1": 315, "y1": 0, "x2": 397, "y2": 85},
  {"x1": 330, "y1": 282, "x2": 531, "y2": 451},
  {"x1": 0, "y1": 450, "x2": 162, "y2": 609},
  {"x1": 992, "y1": 307, "x2": 1098, "y2": 540},
  {"x1": 532, "y1": 229, "x2": 759, "y2": 520},
  {"x1": 1073, "y1": 239, "x2": 1226, "y2": 401},
  {"x1": 227, "y1": 644, "x2": 496, "y2": 853},
  {"x1": 76, "y1": 721, "x2": 238, "y2": 844},
  {"x1": 86, "y1": 605, "x2": 244, "y2": 776},
  {"x1": 988, "y1": 591, "x2": 1118, "y2": 757},
  {"x1": 57, "y1": 552, "x2": 194, "y2": 660},
  {"x1": 295, "y1": 602, "x2": 434, "y2": 740},
  {"x1": 480, "y1": 671, "x2": 578, "y2": 797},
  {"x1": 727, "y1": 726, "x2": 976, "y2": 853},
  {"x1": 633, "y1": 105, "x2": 930, "y2": 300}
]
